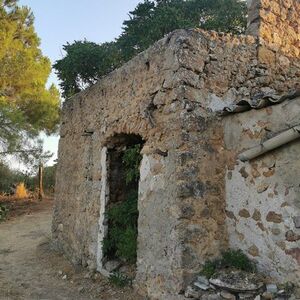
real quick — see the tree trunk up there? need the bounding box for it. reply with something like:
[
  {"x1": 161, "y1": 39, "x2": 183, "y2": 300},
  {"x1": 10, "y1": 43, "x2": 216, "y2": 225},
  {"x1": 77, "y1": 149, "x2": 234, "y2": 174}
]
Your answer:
[{"x1": 38, "y1": 163, "x2": 44, "y2": 201}]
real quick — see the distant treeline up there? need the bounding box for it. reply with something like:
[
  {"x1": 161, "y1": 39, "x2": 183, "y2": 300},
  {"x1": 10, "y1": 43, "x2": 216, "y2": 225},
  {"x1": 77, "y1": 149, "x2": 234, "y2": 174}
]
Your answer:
[{"x1": 0, "y1": 162, "x2": 56, "y2": 195}]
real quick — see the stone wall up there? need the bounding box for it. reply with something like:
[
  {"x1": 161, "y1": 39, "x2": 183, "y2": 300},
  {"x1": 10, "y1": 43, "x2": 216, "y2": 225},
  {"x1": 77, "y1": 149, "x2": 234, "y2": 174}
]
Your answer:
[
  {"x1": 170, "y1": 28, "x2": 300, "y2": 290},
  {"x1": 224, "y1": 97, "x2": 300, "y2": 286},
  {"x1": 247, "y1": 0, "x2": 300, "y2": 58},
  {"x1": 53, "y1": 30, "x2": 232, "y2": 298},
  {"x1": 53, "y1": 5, "x2": 300, "y2": 296},
  {"x1": 53, "y1": 32, "x2": 187, "y2": 297}
]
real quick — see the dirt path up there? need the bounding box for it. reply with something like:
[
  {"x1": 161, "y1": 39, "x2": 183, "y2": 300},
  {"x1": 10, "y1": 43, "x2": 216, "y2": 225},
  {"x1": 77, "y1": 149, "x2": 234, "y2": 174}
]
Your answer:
[{"x1": 0, "y1": 203, "x2": 141, "y2": 300}]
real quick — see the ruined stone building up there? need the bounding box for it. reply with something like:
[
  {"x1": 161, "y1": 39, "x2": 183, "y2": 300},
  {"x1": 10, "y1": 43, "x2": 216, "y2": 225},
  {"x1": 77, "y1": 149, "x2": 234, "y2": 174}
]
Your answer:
[{"x1": 53, "y1": 0, "x2": 300, "y2": 298}]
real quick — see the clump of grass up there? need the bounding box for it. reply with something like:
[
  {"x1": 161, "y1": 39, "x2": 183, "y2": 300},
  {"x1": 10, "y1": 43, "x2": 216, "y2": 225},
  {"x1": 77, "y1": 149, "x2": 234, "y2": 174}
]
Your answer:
[
  {"x1": 200, "y1": 260, "x2": 218, "y2": 279},
  {"x1": 222, "y1": 249, "x2": 256, "y2": 272},
  {"x1": 200, "y1": 249, "x2": 257, "y2": 279},
  {"x1": 109, "y1": 272, "x2": 132, "y2": 287},
  {"x1": 0, "y1": 203, "x2": 9, "y2": 221}
]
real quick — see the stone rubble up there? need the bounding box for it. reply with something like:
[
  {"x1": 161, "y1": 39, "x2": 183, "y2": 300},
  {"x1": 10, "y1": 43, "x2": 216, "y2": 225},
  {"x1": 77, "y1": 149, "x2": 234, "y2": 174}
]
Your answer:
[{"x1": 185, "y1": 270, "x2": 297, "y2": 300}]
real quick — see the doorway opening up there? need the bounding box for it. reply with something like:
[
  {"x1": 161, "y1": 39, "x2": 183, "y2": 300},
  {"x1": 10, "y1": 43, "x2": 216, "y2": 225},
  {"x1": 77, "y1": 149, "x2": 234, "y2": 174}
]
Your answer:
[{"x1": 102, "y1": 134, "x2": 144, "y2": 279}]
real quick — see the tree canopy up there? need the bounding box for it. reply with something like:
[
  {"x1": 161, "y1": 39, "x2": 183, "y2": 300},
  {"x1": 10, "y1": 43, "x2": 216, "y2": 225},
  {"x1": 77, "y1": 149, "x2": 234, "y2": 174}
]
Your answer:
[
  {"x1": 54, "y1": 0, "x2": 247, "y2": 99},
  {"x1": 0, "y1": 0, "x2": 60, "y2": 162}
]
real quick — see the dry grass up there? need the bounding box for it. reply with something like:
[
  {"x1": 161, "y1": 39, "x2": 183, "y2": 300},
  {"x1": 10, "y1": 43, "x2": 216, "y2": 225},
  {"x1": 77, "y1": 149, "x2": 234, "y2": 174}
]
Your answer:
[{"x1": 14, "y1": 182, "x2": 29, "y2": 199}]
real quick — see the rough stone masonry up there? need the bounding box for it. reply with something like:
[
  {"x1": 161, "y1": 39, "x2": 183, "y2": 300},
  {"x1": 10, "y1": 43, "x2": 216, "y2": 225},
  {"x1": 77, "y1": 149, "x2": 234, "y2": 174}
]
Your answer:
[{"x1": 53, "y1": 0, "x2": 300, "y2": 298}]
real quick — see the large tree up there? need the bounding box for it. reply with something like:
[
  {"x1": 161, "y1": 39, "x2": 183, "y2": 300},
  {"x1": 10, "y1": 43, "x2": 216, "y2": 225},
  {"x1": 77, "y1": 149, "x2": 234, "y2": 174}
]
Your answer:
[
  {"x1": 0, "y1": 0, "x2": 60, "y2": 162},
  {"x1": 54, "y1": 0, "x2": 247, "y2": 98}
]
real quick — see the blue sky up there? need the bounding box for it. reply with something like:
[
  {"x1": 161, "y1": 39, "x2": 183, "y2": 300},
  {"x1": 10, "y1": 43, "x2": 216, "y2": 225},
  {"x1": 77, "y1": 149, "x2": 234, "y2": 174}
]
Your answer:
[{"x1": 18, "y1": 0, "x2": 142, "y2": 165}]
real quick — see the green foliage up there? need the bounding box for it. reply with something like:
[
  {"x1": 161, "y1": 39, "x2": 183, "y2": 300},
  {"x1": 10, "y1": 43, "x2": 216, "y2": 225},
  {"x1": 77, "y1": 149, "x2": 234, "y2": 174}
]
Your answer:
[
  {"x1": 42, "y1": 164, "x2": 56, "y2": 193},
  {"x1": 0, "y1": 203, "x2": 9, "y2": 221},
  {"x1": 0, "y1": 161, "x2": 56, "y2": 195},
  {"x1": 103, "y1": 191, "x2": 138, "y2": 263},
  {"x1": 53, "y1": 41, "x2": 121, "y2": 99},
  {"x1": 109, "y1": 272, "x2": 132, "y2": 287},
  {"x1": 118, "y1": 0, "x2": 246, "y2": 61},
  {"x1": 0, "y1": 161, "x2": 28, "y2": 194},
  {"x1": 221, "y1": 249, "x2": 256, "y2": 272},
  {"x1": 54, "y1": 0, "x2": 247, "y2": 98},
  {"x1": 0, "y1": 161, "x2": 16, "y2": 194},
  {"x1": 116, "y1": 226, "x2": 138, "y2": 264},
  {"x1": 200, "y1": 260, "x2": 218, "y2": 279},
  {"x1": 0, "y1": 0, "x2": 60, "y2": 162},
  {"x1": 200, "y1": 249, "x2": 257, "y2": 279},
  {"x1": 122, "y1": 145, "x2": 142, "y2": 185},
  {"x1": 103, "y1": 144, "x2": 142, "y2": 264}
]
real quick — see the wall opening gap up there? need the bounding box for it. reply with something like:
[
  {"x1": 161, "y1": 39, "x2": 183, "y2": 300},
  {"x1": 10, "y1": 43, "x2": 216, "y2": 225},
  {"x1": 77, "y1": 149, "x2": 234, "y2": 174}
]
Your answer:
[{"x1": 102, "y1": 134, "x2": 144, "y2": 279}]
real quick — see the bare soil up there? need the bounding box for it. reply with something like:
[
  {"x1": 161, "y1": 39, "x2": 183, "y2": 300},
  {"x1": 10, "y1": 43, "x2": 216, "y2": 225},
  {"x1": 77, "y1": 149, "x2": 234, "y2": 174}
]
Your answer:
[{"x1": 0, "y1": 199, "x2": 143, "y2": 300}]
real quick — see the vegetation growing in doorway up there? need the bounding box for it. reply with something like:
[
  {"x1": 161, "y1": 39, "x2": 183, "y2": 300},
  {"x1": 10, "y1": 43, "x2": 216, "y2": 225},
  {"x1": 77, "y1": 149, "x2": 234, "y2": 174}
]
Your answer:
[{"x1": 103, "y1": 144, "x2": 142, "y2": 264}]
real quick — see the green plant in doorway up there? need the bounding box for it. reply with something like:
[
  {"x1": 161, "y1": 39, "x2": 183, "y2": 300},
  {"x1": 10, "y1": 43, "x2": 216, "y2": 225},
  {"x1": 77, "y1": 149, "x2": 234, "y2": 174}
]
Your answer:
[
  {"x1": 103, "y1": 143, "x2": 142, "y2": 264},
  {"x1": 122, "y1": 144, "x2": 142, "y2": 185}
]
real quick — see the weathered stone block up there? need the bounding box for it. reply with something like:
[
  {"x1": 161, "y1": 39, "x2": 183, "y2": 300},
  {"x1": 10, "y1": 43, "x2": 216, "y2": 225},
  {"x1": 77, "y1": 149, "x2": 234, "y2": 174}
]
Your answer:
[
  {"x1": 178, "y1": 181, "x2": 206, "y2": 198},
  {"x1": 266, "y1": 211, "x2": 282, "y2": 223}
]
